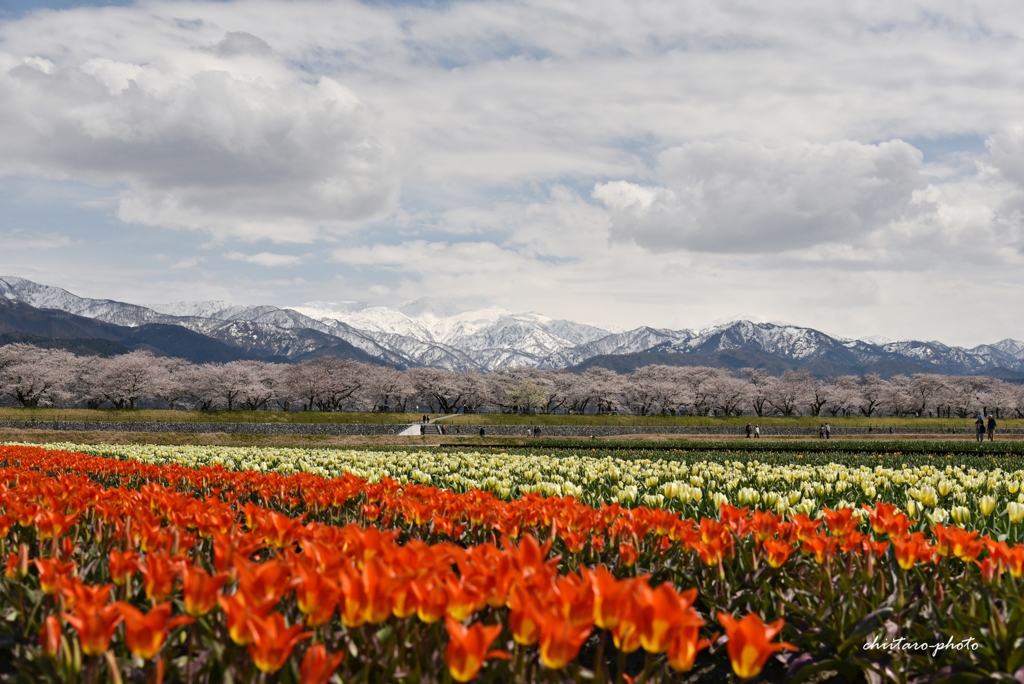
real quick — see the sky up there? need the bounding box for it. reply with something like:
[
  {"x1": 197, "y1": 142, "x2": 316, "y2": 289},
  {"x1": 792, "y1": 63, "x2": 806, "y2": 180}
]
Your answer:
[{"x1": 1, "y1": 0, "x2": 1024, "y2": 346}]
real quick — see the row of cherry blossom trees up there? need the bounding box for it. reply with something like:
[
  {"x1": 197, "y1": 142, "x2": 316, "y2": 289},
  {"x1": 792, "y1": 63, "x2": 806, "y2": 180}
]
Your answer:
[{"x1": 1, "y1": 343, "x2": 1023, "y2": 417}]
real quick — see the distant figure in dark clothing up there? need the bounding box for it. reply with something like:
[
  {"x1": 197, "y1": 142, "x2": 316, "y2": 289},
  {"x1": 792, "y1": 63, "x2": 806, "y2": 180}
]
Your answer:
[
  {"x1": 745, "y1": 423, "x2": 752, "y2": 439},
  {"x1": 975, "y1": 417, "x2": 985, "y2": 442},
  {"x1": 479, "y1": 427, "x2": 486, "y2": 437},
  {"x1": 825, "y1": 423, "x2": 831, "y2": 439},
  {"x1": 419, "y1": 424, "x2": 425, "y2": 435},
  {"x1": 987, "y1": 415, "x2": 997, "y2": 441},
  {"x1": 533, "y1": 427, "x2": 541, "y2": 437},
  {"x1": 819, "y1": 425, "x2": 825, "y2": 439}
]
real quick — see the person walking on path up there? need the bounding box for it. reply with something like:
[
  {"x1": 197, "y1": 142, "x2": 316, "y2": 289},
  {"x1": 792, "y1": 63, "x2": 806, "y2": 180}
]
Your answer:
[
  {"x1": 825, "y1": 423, "x2": 831, "y2": 439},
  {"x1": 754, "y1": 425, "x2": 761, "y2": 438},
  {"x1": 746, "y1": 423, "x2": 752, "y2": 439},
  {"x1": 819, "y1": 425, "x2": 825, "y2": 439},
  {"x1": 988, "y1": 415, "x2": 997, "y2": 441},
  {"x1": 975, "y1": 416, "x2": 985, "y2": 443}
]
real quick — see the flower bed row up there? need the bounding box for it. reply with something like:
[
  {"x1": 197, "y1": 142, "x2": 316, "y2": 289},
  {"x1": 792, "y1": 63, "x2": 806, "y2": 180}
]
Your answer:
[
  {"x1": 1, "y1": 445, "x2": 1023, "y2": 682},
  {"x1": 37, "y1": 442, "x2": 1024, "y2": 537}
]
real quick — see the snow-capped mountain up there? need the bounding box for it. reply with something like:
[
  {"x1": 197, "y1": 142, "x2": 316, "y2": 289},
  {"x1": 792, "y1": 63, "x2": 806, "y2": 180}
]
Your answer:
[
  {"x1": 3, "y1": 276, "x2": 1024, "y2": 376},
  {"x1": 290, "y1": 299, "x2": 611, "y2": 370}
]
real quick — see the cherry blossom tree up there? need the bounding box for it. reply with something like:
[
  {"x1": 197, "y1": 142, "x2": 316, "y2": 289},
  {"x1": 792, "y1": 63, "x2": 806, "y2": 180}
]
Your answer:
[
  {"x1": 740, "y1": 368, "x2": 772, "y2": 417},
  {"x1": 765, "y1": 370, "x2": 813, "y2": 416},
  {"x1": 856, "y1": 374, "x2": 888, "y2": 417},
  {"x1": 88, "y1": 351, "x2": 168, "y2": 409},
  {"x1": 0, "y1": 344, "x2": 77, "y2": 407},
  {"x1": 708, "y1": 374, "x2": 752, "y2": 416},
  {"x1": 355, "y1": 365, "x2": 415, "y2": 412}
]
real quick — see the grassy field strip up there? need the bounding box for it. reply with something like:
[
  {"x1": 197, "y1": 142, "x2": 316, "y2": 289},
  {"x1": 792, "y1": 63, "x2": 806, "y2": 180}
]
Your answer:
[{"x1": 2, "y1": 407, "x2": 1024, "y2": 428}]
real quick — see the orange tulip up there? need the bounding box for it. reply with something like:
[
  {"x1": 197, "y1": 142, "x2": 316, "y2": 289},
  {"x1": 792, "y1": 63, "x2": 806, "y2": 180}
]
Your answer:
[
  {"x1": 257, "y1": 510, "x2": 304, "y2": 550},
  {"x1": 234, "y1": 558, "x2": 296, "y2": 615},
  {"x1": 5, "y1": 543, "x2": 29, "y2": 580},
  {"x1": 751, "y1": 510, "x2": 781, "y2": 542},
  {"x1": 639, "y1": 584, "x2": 698, "y2": 654},
  {"x1": 411, "y1": 577, "x2": 448, "y2": 624},
  {"x1": 294, "y1": 565, "x2": 340, "y2": 627},
  {"x1": 801, "y1": 533, "x2": 837, "y2": 566},
  {"x1": 892, "y1": 533, "x2": 932, "y2": 570},
  {"x1": 821, "y1": 506, "x2": 858, "y2": 540},
  {"x1": 139, "y1": 552, "x2": 178, "y2": 603},
  {"x1": 444, "y1": 617, "x2": 509, "y2": 682},
  {"x1": 1008, "y1": 546, "x2": 1024, "y2": 578},
  {"x1": 618, "y1": 542, "x2": 639, "y2": 568},
  {"x1": 762, "y1": 539, "x2": 792, "y2": 568},
  {"x1": 508, "y1": 584, "x2": 543, "y2": 646},
  {"x1": 538, "y1": 613, "x2": 593, "y2": 669},
  {"x1": 246, "y1": 612, "x2": 312, "y2": 673},
  {"x1": 390, "y1": 577, "x2": 420, "y2": 620},
  {"x1": 34, "y1": 509, "x2": 79, "y2": 541},
  {"x1": 611, "y1": 600, "x2": 643, "y2": 655},
  {"x1": 585, "y1": 565, "x2": 631, "y2": 630},
  {"x1": 33, "y1": 557, "x2": 77, "y2": 595},
  {"x1": 789, "y1": 513, "x2": 822, "y2": 542},
  {"x1": 218, "y1": 593, "x2": 256, "y2": 645},
  {"x1": 717, "y1": 612, "x2": 797, "y2": 680},
  {"x1": 109, "y1": 549, "x2": 140, "y2": 587},
  {"x1": 946, "y1": 527, "x2": 984, "y2": 561},
  {"x1": 445, "y1": 575, "x2": 487, "y2": 622},
  {"x1": 300, "y1": 643, "x2": 345, "y2": 684},
  {"x1": 39, "y1": 615, "x2": 63, "y2": 657},
  {"x1": 864, "y1": 502, "x2": 911, "y2": 537},
  {"x1": 180, "y1": 564, "x2": 230, "y2": 617},
  {"x1": 118, "y1": 602, "x2": 194, "y2": 660},
  {"x1": 63, "y1": 602, "x2": 123, "y2": 657},
  {"x1": 666, "y1": 618, "x2": 711, "y2": 673}
]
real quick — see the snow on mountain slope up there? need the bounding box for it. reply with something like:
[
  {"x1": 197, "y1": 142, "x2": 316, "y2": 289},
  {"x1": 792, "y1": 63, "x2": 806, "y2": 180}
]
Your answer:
[
  {"x1": 982, "y1": 339, "x2": 1024, "y2": 360},
  {"x1": 148, "y1": 301, "x2": 252, "y2": 320},
  {"x1": 681, "y1": 321, "x2": 850, "y2": 360},
  {"x1": 292, "y1": 299, "x2": 613, "y2": 370},
  {"x1": 0, "y1": 276, "x2": 165, "y2": 327},
  {"x1": 4, "y1": 276, "x2": 1024, "y2": 374}
]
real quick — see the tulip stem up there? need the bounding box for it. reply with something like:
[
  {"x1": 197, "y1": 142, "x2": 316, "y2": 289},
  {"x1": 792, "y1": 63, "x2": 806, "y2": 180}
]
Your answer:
[
  {"x1": 186, "y1": 622, "x2": 195, "y2": 684},
  {"x1": 593, "y1": 630, "x2": 606, "y2": 684},
  {"x1": 636, "y1": 651, "x2": 653, "y2": 684}
]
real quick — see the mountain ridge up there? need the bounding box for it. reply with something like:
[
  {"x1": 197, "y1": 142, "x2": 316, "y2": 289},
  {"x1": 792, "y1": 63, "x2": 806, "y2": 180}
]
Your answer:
[{"x1": 2, "y1": 276, "x2": 1023, "y2": 377}]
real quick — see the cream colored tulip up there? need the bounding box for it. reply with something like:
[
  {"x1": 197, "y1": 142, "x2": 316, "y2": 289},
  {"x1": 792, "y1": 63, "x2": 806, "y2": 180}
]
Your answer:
[{"x1": 978, "y1": 495, "x2": 997, "y2": 517}]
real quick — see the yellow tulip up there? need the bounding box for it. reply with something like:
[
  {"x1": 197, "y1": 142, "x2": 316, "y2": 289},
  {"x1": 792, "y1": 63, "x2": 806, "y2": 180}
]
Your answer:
[
  {"x1": 1007, "y1": 502, "x2": 1024, "y2": 524},
  {"x1": 978, "y1": 495, "x2": 997, "y2": 517}
]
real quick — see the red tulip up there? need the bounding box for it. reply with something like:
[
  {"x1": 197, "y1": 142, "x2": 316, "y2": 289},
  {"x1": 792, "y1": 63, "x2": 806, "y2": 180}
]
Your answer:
[
  {"x1": 717, "y1": 612, "x2": 797, "y2": 680},
  {"x1": 300, "y1": 643, "x2": 345, "y2": 684},
  {"x1": 444, "y1": 617, "x2": 509, "y2": 682},
  {"x1": 246, "y1": 612, "x2": 312, "y2": 673}
]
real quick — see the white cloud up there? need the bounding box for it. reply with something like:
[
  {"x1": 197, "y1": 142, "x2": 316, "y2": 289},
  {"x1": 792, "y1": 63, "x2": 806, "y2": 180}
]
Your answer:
[
  {"x1": 0, "y1": 22, "x2": 399, "y2": 241},
  {"x1": 169, "y1": 257, "x2": 203, "y2": 270},
  {"x1": 5, "y1": 0, "x2": 1024, "y2": 344},
  {"x1": 0, "y1": 230, "x2": 77, "y2": 250},
  {"x1": 225, "y1": 251, "x2": 302, "y2": 266},
  {"x1": 594, "y1": 140, "x2": 930, "y2": 253}
]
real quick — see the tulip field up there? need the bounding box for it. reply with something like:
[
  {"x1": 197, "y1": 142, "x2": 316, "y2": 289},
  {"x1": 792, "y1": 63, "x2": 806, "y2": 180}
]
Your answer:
[{"x1": 1, "y1": 444, "x2": 1023, "y2": 683}]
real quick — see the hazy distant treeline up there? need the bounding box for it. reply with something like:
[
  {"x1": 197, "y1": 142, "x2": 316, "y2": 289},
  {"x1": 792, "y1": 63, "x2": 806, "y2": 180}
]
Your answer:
[{"x1": 0, "y1": 343, "x2": 1021, "y2": 418}]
